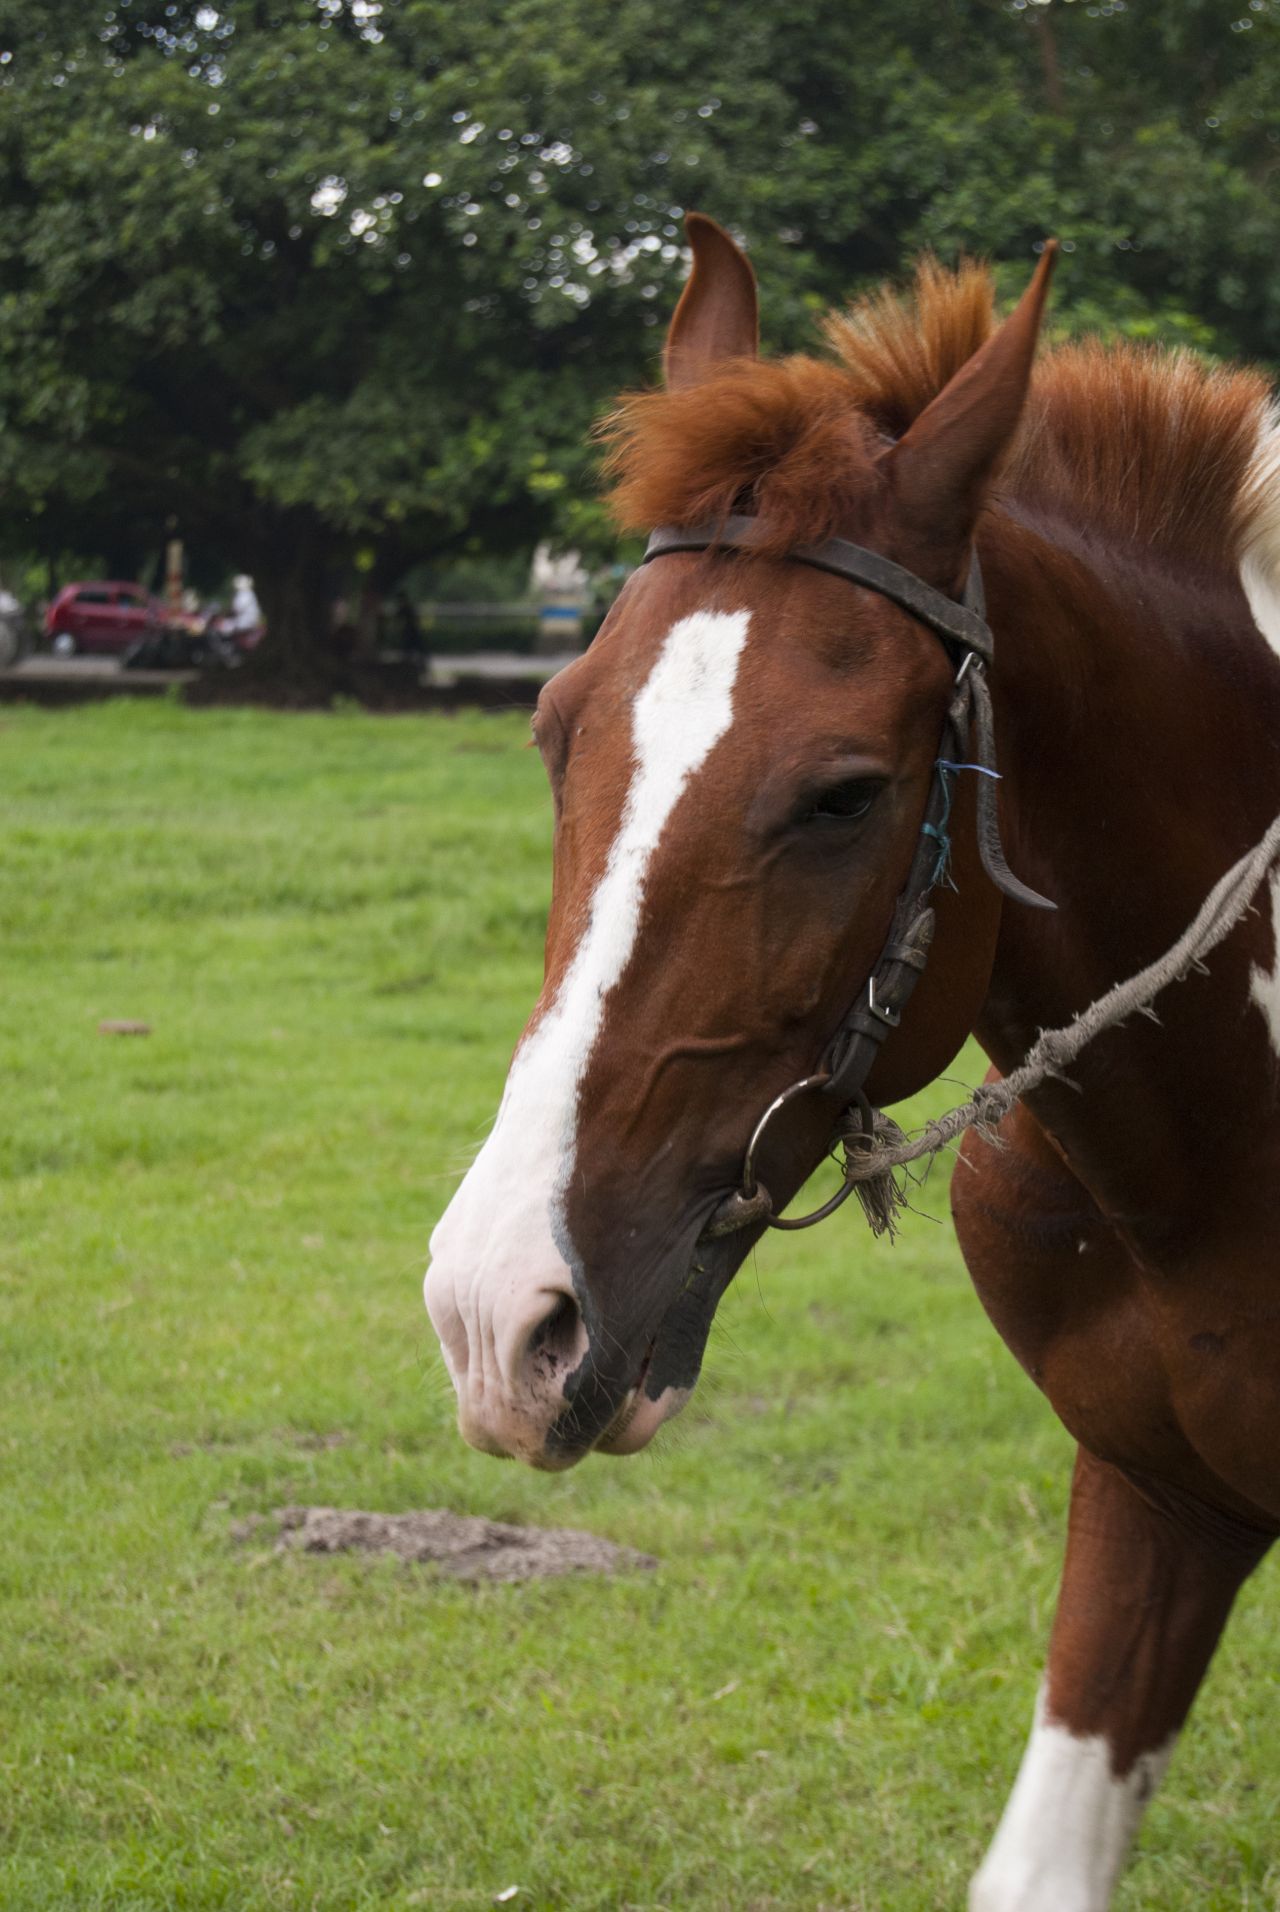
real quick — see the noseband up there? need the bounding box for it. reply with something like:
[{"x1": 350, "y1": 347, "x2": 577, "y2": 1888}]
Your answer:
[{"x1": 640, "y1": 513, "x2": 1054, "y2": 1237}]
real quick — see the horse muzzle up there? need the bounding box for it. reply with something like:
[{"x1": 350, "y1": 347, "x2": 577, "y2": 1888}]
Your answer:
[{"x1": 426, "y1": 1211, "x2": 753, "y2": 1470}]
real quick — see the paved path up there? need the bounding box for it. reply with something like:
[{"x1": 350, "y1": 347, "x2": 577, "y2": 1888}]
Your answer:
[
  {"x1": 0, "y1": 651, "x2": 577, "y2": 704},
  {"x1": 1, "y1": 655, "x2": 197, "y2": 692},
  {"x1": 425, "y1": 650, "x2": 577, "y2": 686}
]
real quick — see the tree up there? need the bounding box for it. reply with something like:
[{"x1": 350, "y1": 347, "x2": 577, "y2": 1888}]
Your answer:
[
  {"x1": 0, "y1": 0, "x2": 765, "y2": 669},
  {"x1": 1, "y1": 0, "x2": 1278, "y2": 684}
]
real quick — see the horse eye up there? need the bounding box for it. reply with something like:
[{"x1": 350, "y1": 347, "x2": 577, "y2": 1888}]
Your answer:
[{"x1": 806, "y1": 778, "x2": 883, "y2": 823}]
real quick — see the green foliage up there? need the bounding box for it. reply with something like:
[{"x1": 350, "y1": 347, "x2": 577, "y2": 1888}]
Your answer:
[
  {"x1": 1, "y1": 0, "x2": 1279, "y2": 656},
  {"x1": 2, "y1": 702, "x2": 1279, "y2": 1908}
]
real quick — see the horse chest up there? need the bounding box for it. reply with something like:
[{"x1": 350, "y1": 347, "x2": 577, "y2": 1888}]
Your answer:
[{"x1": 952, "y1": 1110, "x2": 1280, "y2": 1523}]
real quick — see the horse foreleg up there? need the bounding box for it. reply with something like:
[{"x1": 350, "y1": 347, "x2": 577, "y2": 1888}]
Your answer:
[{"x1": 969, "y1": 1445, "x2": 1267, "y2": 1912}]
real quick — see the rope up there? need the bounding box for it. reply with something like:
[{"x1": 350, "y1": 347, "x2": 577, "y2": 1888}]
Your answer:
[{"x1": 844, "y1": 808, "x2": 1280, "y2": 1230}]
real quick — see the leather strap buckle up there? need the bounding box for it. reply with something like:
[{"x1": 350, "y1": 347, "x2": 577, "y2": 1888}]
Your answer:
[{"x1": 865, "y1": 976, "x2": 902, "y2": 1030}]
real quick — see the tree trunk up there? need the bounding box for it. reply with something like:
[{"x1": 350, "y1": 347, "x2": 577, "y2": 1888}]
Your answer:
[
  {"x1": 252, "y1": 514, "x2": 337, "y2": 688},
  {"x1": 185, "y1": 511, "x2": 425, "y2": 709},
  {"x1": 1036, "y1": 12, "x2": 1065, "y2": 117}
]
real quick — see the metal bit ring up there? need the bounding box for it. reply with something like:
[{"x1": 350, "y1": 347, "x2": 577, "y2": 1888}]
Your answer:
[{"x1": 737, "y1": 1077, "x2": 875, "y2": 1232}]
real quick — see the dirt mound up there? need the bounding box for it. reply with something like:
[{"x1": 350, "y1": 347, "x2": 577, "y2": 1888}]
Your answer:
[{"x1": 238, "y1": 1505, "x2": 656, "y2": 1583}]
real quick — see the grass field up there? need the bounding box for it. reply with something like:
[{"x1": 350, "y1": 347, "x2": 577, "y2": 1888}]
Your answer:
[{"x1": 2, "y1": 700, "x2": 1277, "y2": 1912}]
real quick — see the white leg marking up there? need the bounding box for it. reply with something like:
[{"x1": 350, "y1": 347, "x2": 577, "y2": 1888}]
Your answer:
[
  {"x1": 425, "y1": 609, "x2": 752, "y2": 1417},
  {"x1": 969, "y1": 1687, "x2": 1174, "y2": 1912},
  {"x1": 1248, "y1": 869, "x2": 1280, "y2": 1058}
]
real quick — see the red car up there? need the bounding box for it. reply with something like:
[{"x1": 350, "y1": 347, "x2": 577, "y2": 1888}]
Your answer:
[{"x1": 44, "y1": 581, "x2": 164, "y2": 656}]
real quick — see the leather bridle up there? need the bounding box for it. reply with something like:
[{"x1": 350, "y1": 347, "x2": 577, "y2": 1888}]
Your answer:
[{"x1": 640, "y1": 513, "x2": 1054, "y2": 1237}]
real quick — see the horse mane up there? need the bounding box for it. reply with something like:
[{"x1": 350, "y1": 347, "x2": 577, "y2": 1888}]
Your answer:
[{"x1": 602, "y1": 258, "x2": 1273, "y2": 572}]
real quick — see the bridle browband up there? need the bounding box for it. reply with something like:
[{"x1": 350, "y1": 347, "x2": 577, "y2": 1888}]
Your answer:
[
  {"x1": 640, "y1": 512, "x2": 1055, "y2": 1237},
  {"x1": 644, "y1": 517, "x2": 996, "y2": 658}
]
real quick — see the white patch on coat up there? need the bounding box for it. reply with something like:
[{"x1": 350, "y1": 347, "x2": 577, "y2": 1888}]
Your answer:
[
  {"x1": 1240, "y1": 552, "x2": 1280, "y2": 665},
  {"x1": 1240, "y1": 401, "x2": 1280, "y2": 666},
  {"x1": 969, "y1": 1686, "x2": 1174, "y2": 1912},
  {"x1": 1248, "y1": 867, "x2": 1280, "y2": 1058},
  {"x1": 1229, "y1": 406, "x2": 1280, "y2": 1061},
  {"x1": 424, "y1": 608, "x2": 752, "y2": 1446}
]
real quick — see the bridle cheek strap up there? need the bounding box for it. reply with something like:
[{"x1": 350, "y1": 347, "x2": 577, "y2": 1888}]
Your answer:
[{"x1": 640, "y1": 516, "x2": 1054, "y2": 1238}]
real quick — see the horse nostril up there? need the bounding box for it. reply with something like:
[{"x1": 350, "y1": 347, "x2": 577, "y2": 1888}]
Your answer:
[{"x1": 525, "y1": 1291, "x2": 585, "y2": 1378}]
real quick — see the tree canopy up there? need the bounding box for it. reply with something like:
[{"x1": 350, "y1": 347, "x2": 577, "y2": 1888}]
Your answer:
[{"x1": 1, "y1": 0, "x2": 1278, "y2": 660}]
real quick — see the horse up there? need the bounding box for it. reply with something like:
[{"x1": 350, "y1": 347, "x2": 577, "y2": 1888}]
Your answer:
[{"x1": 425, "y1": 213, "x2": 1280, "y2": 1909}]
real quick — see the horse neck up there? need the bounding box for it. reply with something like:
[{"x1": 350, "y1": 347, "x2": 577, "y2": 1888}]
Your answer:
[{"x1": 972, "y1": 506, "x2": 1280, "y2": 1215}]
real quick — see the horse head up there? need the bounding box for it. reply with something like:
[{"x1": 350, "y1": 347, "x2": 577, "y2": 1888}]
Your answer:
[{"x1": 426, "y1": 216, "x2": 1053, "y2": 1469}]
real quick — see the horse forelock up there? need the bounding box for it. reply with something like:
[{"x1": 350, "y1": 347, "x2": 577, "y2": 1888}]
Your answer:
[{"x1": 600, "y1": 356, "x2": 887, "y2": 558}]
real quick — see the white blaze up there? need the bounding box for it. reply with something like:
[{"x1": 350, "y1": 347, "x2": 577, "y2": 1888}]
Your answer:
[
  {"x1": 969, "y1": 1686, "x2": 1174, "y2": 1912},
  {"x1": 425, "y1": 608, "x2": 752, "y2": 1407}
]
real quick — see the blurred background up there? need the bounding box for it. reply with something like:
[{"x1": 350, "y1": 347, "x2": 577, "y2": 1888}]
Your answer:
[{"x1": 1, "y1": 0, "x2": 1278, "y2": 690}]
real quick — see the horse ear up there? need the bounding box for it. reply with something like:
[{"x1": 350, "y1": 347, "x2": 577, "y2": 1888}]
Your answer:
[
  {"x1": 886, "y1": 244, "x2": 1057, "y2": 574},
  {"x1": 663, "y1": 213, "x2": 759, "y2": 391}
]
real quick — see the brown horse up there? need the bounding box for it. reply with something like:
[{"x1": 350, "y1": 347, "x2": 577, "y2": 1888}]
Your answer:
[{"x1": 426, "y1": 215, "x2": 1280, "y2": 1908}]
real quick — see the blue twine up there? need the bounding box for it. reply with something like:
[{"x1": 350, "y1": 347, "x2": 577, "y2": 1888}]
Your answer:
[
  {"x1": 922, "y1": 763, "x2": 956, "y2": 889},
  {"x1": 923, "y1": 759, "x2": 1003, "y2": 889},
  {"x1": 935, "y1": 759, "x2": 1001, "y2": 779}
]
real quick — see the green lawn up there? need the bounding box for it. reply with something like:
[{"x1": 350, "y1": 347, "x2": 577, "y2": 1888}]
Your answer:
[{"x1": 1, "y1": 700, "x2": 1276, "y2": 1911}]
